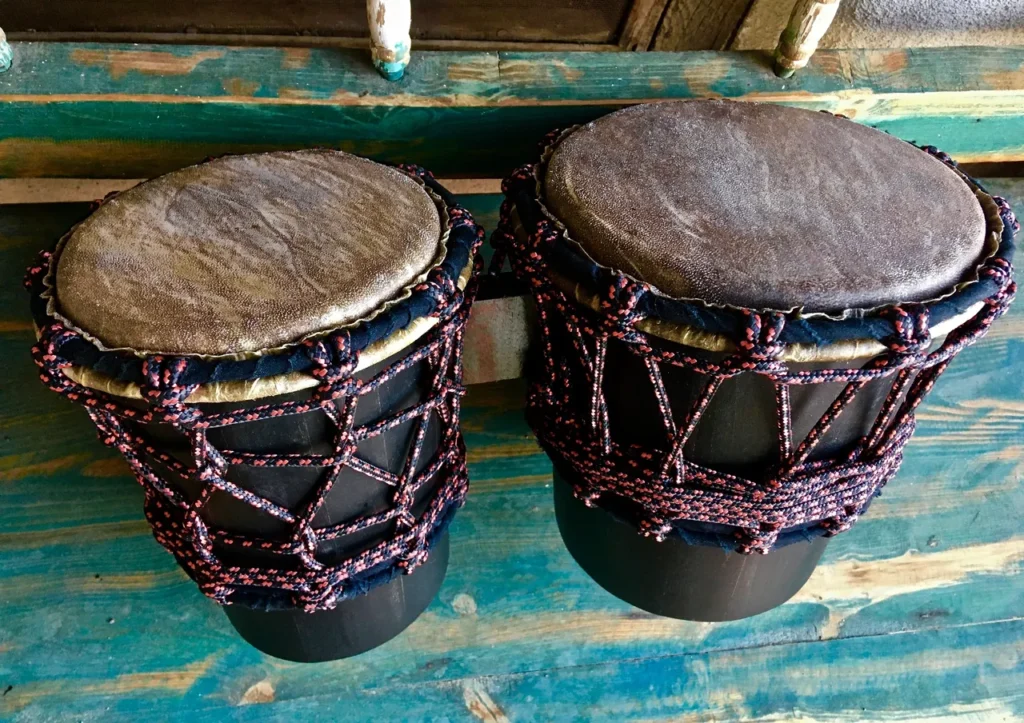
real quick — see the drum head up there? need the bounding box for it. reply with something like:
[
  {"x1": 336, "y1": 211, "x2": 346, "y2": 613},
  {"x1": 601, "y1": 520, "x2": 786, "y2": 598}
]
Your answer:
[
  {"x1": 56, "y1": 150, "x2": 445, "y2": 355},
  {"x1": 543, "y1": 100, "x2": 988, "y2": 313}
]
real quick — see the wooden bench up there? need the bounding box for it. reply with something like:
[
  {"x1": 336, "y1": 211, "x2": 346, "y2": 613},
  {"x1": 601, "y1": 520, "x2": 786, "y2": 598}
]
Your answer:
[{"x1": 1, "y1": 42, "x2": 1022, "y2": 720}]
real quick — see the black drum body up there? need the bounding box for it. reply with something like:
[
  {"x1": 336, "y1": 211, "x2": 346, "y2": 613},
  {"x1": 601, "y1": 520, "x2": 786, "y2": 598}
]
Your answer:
[
  {"x1": 550, "y1": 339, "x2": 891, "y2": 620},
  {"x1": 27, "y1": 152, "x2": 484, "y2": 661},
  {"x1": 134, "y1": 350, "x2": 451, "y2": 661},
  {"x1": 495, "y1": 101, "x2": 1017, "y2": 622}
]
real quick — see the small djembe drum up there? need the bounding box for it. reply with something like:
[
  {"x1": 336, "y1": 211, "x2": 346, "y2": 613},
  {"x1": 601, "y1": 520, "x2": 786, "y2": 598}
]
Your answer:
[
  {"x1": 493, "y1": 101, "x2": 1016, "y2": 620},
  {"x1": 26, "y1": 150, "x2": 483, "y2": 660}
]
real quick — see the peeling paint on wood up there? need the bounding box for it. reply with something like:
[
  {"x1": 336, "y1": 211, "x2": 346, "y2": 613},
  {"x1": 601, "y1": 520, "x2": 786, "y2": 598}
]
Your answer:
[
  {"x1": 0, "y1": 44, "x2": 1021, "y2": 177},
  {"x1": 69, "y1": 47, "x2": 226, "y2": 79}
]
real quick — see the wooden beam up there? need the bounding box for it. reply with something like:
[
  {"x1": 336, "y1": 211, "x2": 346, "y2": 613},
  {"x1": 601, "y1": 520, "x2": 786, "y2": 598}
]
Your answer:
[
  {"x1": 3, "y1": 31, "x2": 621, "y2": 53},
  {"x1": 0, "y1": 0, "x2": 633, "y2": 46},
  {"x1": 1, "y1": 44, "x2": 1023, "y2": 180},
  {"x1": 617, "y1": 0, "x2": 672, "y2": 51},
  {"x1": 652, "y1": 0, "x2": 756, "y2": 51}
]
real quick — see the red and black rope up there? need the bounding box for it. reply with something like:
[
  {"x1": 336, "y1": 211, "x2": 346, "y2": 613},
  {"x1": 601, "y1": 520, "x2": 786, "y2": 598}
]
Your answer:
[
  {"x1": 495, "y1": 146, "x2": 1017, "y2": 554},
  {"x1": 27, "y1": 169, "x2": 485, "y2": 612}
]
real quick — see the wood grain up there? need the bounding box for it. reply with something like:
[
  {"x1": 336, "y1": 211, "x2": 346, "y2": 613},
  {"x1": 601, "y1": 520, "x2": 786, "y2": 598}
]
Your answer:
[
  {"x1": 617, "y1": 0, "x2": 672, "y2": 51},
  {"x1": 652, "y1": 0, "x2": 755, "y2": 51},
  {"x1": 0, "y1": 44, "x2": 1023, "y2": 179},
  {"x1": 0, "y1": 178, "x2": 1021, "y2": 719},
  {"x1": 0, "y1": 0, "x2": 632, "y2": 45}
]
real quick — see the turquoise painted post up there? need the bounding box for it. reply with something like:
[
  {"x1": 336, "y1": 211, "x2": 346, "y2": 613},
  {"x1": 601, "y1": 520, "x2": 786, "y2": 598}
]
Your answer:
[
  {"x1": 367, "y1": 0, "x2": 411, "y2": 80},
  {"x1": 0, "y1": 28, "x2": 12, "y2": 73}
]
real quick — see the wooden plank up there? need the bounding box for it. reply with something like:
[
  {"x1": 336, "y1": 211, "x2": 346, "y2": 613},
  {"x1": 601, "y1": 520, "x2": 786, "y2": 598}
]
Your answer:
[
  {"x1": 15, "y1": 620, "x2": 1016, "y2": 721},
  {"x1": 652, "y1": 0, "x2": 755, "y2": 51},
  {"x1": 0, "y1": 0, "x2": 632, "y2": 45},
  {"x1": 4, "y1": 32, "x2": 621, "y2": 53},
  {"x1": 1, "y1": 44, "x2": 1023, "y2": 179},
  {"x1": 733, "y1": 0, "x2": 1024, "y2": 52},
  {"x1": 617, "y1": 0, "x2": 672, "y2": 51},
  {"x1": 1, "y1": 181, "x2": 1021, "y2": 718}
]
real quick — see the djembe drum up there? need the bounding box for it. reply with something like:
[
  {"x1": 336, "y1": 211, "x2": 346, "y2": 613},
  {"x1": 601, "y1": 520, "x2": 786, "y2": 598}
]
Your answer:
[
  {"x1": 26, "y1": 150, "x2": 483, "y2": 660},
  {"x1": 493, "y1": 101, "x2": 1016, "y2": 620}
]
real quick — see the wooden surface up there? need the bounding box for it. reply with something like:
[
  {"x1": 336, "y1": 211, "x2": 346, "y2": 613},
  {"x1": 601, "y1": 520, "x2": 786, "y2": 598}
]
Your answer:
[
  {"x1": 651, "y1": 0, "x2": 755, "y2": 51},
  {"x1": 1, "y1": 44, "x2": 1024, "y2": 181},
  {"x1": 1, "y1": 180, "x2": 1022, "y2": 720},
  {"x1": 617, "y1": 0, "x2": 673, "y2": 51},
  {"x1": 0, "y1": 0, "x2": 631, "y2": 45}
]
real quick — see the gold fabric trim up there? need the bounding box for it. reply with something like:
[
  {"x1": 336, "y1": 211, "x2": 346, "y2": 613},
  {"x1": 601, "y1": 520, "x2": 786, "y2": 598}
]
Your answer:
[{"x1": 63, "y1": 257, "x2": 475, "y2": 403}]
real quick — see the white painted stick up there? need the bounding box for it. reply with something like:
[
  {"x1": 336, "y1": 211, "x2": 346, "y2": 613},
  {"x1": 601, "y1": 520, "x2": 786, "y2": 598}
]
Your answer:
[
  {"x1": 367, "y1": 0, "x2": 412, "y2": 80},
  {"x1": 0, "y1": 28, "x2": 12, "y2": 73},
  {"x1": 773, "y1": 0, "x2": 840, "y2": 77}
]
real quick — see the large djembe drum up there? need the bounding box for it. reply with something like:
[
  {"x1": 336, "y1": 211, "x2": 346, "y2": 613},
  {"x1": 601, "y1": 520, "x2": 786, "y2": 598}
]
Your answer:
[
  {"x1": 493, "y1": 101, "x2": 1016, "y2": 620},
  {"x1": 26, "y1": 150, "x2": 483, "y2": 660}
]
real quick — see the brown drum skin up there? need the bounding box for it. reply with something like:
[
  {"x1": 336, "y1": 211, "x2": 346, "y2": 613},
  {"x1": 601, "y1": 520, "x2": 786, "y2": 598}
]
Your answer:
[
  {"x1": 551, "y1": 333, "x2": 903, "y2": 621},
  {"x1": 130, "y1": 348, "x2": 446, "y2": 661}
]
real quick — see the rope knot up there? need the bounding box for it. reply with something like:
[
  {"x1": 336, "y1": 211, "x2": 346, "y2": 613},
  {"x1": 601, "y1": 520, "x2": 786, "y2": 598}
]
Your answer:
[
  {"x1": 822, "y1": 505, "x2": 860, "y2": 536},
  {"x1": 500, "y1": 164, "x2": 536, "y2": 197},
  {"x1": 737, "y1": 311, "x2": 787, "y2": 364},
  {"x1": 737, "y1": 522, "x2": 783, "y2": 555},
  {"x1": 295, "y1": 524, "x2": 325, "y2": 571},
  {"x1": 598, "y1": 274, "x2": 646, "y2": 335},
  {"x1": 414, "y1": 268, "x2": 459, "y2": 318},
  {"x1": 306, "y1": 332, "x2": 358, "y2": 389},
  {"x1": 394, "y1": 163, "x2": 434, "y2": 181},
  {"x1": 993, "y1": 195, "x2": 1020, "y2": 234},
  {"x1": 298, "y1": 579, "x2": 337, "y2": 612},
  {"x1": 23, "y1": 249, "x2": 52, "y2": 291},
  {"x1": 140, "y1": 356, "x2": 200, "y2": 422},
  {"x1": 398, "y1": 536, "x2": 430, "y2": 572},
  {"x1": 884, "y1": 305, "x2": 931, "y2": 357},
  {"x1": 980, "y1": 256, "x2": 1014, "y2": 298},
  {"x1": 447, "y1": 205, "x2": 475, "y2": 231},
  {"x1": 33, "y1": 324, "x2": 77, "y2": 386}
]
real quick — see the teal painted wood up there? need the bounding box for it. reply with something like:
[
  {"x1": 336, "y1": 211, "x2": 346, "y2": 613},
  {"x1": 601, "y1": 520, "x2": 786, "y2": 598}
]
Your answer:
[
  {"x1": 0, "y1": 44, "x2": 1022, "y2": 178},
  {"x1": 1, "y1": 182, "x2": 1021, "y2": 720},
  {"x1": 1, "y1": 43, "x2": 1022, "y2": 106},
  {"x1": 30, "y1": 620, "x2": 1017, "y2": 722}
]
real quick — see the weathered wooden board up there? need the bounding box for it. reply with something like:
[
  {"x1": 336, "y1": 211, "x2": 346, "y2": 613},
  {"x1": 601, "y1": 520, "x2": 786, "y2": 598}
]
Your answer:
[
  {"x1": 0, "y1": 179, "x2": 1021, "y2": 720},
  {"x1": 0, "y1": 0, "x2": 632, "y2": 45},
  {"x1": 652, "y1": 0, "x2": 756, "y2": 51},
  {"x1": 1, "y1": 44, "x2": 1023, "y2": 179}
]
